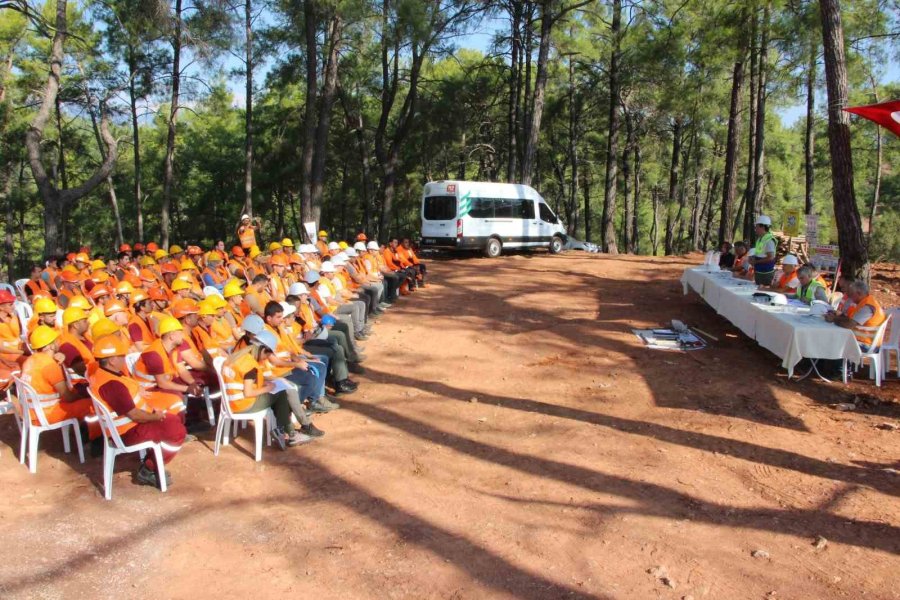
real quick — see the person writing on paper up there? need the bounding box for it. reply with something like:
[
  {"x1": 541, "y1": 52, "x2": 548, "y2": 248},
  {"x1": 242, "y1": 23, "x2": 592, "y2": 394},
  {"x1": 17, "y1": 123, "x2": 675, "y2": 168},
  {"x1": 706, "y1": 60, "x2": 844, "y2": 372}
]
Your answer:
[
  {"x1": 824, "y1": 280, "x2": 886, "y2": 351},
  {"x1": 768, "y1": 254, "x2": 800, "y2": 293},
  {"x1": 792, "y1": 265, "x2": 829, "y2": 304},
  {"x1": 748, "y1": 215, "x2": 777, "y2": 286}
]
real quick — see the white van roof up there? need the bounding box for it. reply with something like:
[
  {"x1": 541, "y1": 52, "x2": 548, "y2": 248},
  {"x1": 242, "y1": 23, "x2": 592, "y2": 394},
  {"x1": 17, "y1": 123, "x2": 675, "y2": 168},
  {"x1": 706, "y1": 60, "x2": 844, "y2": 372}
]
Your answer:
[{"x1": 423, "y1": 180, "x2": 545, "y2": 202}]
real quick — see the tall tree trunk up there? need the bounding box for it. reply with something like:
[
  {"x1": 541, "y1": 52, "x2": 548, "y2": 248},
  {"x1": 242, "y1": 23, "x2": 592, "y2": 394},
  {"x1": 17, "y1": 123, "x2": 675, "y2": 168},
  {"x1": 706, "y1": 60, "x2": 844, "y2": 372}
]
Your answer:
[
  {"x1": 804, "y1": 33, "x2": 816, "y2": 215},
  {"x1": 300, "y1": 0, "x2": 318, "y2": 229},
  {"x1": 747, "y1": 0, "x2": 770, "y2": 241},
  {"x1": 339, "y1": 85, "x2": 374, "y2": 233},
  {"x1": 506, "y1": 1, "x2": 521, "y2": 182},
  {"x1": 633, "y1": 141, "x2": 641, "y2": 253},
  {"x1": 521, "y1": 0, "x2": 552, "y2": 185},
  {"x1": 819, "y1": 0, "x2": 867, "y2": 277},
  {"x1": 702, "y1": 172, "x2": 721, "y2": 250},
  {"x1": 127, "y1": 46, "x2": 143, "y2": 241},
  {"x1": 566, "y1": 55, "x2": 579, "y2": 238},
  {"x1": 718, "y1": 57, "x2": 746, "y2": 245},
  {"x1": 3, "y1": 163, "x2": 14, "y2": 279},
  {"x1": 582, "y1": 171, "x2": 591, "y2": 242},
  {"x1": 161, "y1": 0, "x2": 183, "y2": 248},
  {"x1": 601, "y1": 0, "x2": 621, "y2": 253},
  {"x1": 243, "y1": 0, "x2": 254, "y2": 217},
  {"x1": 520, "y1": 3, "x2": 532, "y2": 174},
  {"x1": 310, "y1": 13, "x2": 344, "y2": 229},
  {"x1": 742, "y1": 8, "x2": 758, "y2": 241},
  {"x1": 621, "y1": 111, "x2": 634, "y2": 253},
  {"x1": 664, "y1": 118, "x2": 683, "y2": 255},
  {"x1": 24, "y1": 0, "x2": 118, "y2": 257},
  {"x1": 650, "y1": 187, "x2": 659, "y2": 256}
]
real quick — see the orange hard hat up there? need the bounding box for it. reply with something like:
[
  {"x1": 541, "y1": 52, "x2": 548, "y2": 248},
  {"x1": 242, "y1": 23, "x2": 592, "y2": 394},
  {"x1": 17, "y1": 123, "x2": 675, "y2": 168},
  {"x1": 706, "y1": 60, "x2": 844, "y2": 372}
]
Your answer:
[
  {"x1": 119, "y1": 244, "x2": 132, "y2": 252},
  {"x1": 270, "y1": 254, "x2": 289, "y2": 266},
  {"x1": 75, "y1": 252, "x2": 89, "y2": 263},
  {"x1": 92, "y1": 334, "x2": 130, "y2": 359},
  {"x1": 91, "y1": 271, "x2": 110, "y2": 284},
  {"x1": 60, "y1": 270, "x2": 79, "y2": 283},
  {"x1": 171, "y1": 298, "x2": 200, "y2": 319},
  {"x1": 146, "y1": 242, "x2": 159, "y2": 253},
  {"x1": 231, "y1": 246, "x2": 245, "y2": 257},
  {"x1": 66, "y1": 252, "x2": 76, "y2": 262},
  {"x1": 356, "y1": 233, "x2": 367, "y2": 241},
  {"x1": 104, "y1": 299, "x2": 128, "y2": 316},
  {"x1": 130, "y1": 289, "x2": 149, "y2": 305},
  {"x1": 139, "y1": 269, "x2": 157, "y2": 282},
  {"x1": 161, "y1": 262, "x2": 179, "y2": 274},
  {"x1": 148, "y1": 288, "x2": 168, "y2": 301},
  {"x1": 133, "y1": 243, "x2": 145, "y2": 251},
  {"x1": 124, "y1": 272, "x2": 142, "y2": 287},
  {"x1": 89, "y1": 285, "x2": 111, "y2": 300}
]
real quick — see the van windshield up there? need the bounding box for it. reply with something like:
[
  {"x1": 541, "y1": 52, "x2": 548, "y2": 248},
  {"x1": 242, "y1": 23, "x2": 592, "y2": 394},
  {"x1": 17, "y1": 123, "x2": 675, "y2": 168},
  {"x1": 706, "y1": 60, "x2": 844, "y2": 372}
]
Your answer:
[{"x1": 423, "y1": 196, "x2": 457, "y2": 221}]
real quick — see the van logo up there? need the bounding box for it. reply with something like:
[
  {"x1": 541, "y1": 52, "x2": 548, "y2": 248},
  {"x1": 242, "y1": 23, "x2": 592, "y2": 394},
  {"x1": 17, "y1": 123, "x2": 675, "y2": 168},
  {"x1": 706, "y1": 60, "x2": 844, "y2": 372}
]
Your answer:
[
  {"x1": 458, "y1": 191, "x2": 472, "y2": 217},
  {"x1": 446, "y1": 184, "x2": 456, "y2": 193}
]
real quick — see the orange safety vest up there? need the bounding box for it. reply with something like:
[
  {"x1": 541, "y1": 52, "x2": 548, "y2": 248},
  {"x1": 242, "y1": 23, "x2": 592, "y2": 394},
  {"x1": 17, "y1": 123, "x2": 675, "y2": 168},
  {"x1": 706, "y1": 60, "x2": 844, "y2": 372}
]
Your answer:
[
  {"x1": 128, "y1": 313, "x2": 157, "y2": 345},
  {"x1": 243, "y1": 287, "x2": 272, "y2": 316},
  {"x1": 58, "y1": 332, "x2": 94, "y2": 369},
  {"x1": 202, "y1": 267, "x2": 226, "y2": 287},
  {"x1": 309, "y1": 288, "x2": 333, "y2": 315},
  {"x1": 270, "y1": 274, "x2": 287, "y2": 302},
  {"x1": 774, "y1": 270, "x2": 798, "y2": 291},
  {"x1": 25, "y1": 278, "x2": 51, "y2": 299},
  {"x1": 21, "y1": 352, "x2": 64, "y2": 420},
  {"x1": 89, "y1": 367, "x2": 145, "y2": 436},
  {"x1": 0, "y1": 314, "x2": 23, "y2": 361},
  {"x1": 297, "y1": 302, "x2": 318, "y2": 332},
  {"x1": 846, "y1": 295, "x2": 886, "y2": 347},
  {"x1": 238, "y1": 225, "x2": 257, "y2": 249},
  {"x1": 221, "y1": 351, "x2": 261, "y2": 412},
  {"x1": 316, "y1": 240, "x2": 330, "y2": 255},
  {"x1": 134, "y1": 338, "x2": 176, "y2": 388}
]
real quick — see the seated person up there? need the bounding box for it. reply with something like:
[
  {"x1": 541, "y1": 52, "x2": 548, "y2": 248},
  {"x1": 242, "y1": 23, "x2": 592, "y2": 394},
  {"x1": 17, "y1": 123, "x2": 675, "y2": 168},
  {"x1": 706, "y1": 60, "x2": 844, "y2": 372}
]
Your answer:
[
  {"x1": 792, "y1": 265, "x2": 829, "y2": 304},
  {"x1": 22, "y1": 325, "x2": 93, "y2": 426},
  {"x1": 718, "y1": 242, "x2": 735, "y2": 269},
  {"x1": 769, "y1": 254, "x2": 800, "y2": 293},
  {"x1": 731, "y1": 242, "x2": 750, "y2": 276},
  {"x1": 834, "y1": 273, "x2": 856, "y2": 315},
  {"x1": 825, "y1": 280, "x2": 887, "y2": 351}
]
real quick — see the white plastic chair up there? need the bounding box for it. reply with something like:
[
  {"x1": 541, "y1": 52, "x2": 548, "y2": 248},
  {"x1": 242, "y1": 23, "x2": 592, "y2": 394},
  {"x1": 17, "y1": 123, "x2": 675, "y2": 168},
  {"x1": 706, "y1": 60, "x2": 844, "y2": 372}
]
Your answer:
[
  {"x1": 211, "y1": 356, "x2": 273, "y2": 461},
  {"x1": 12, "y1": 376, "x2": 85, "y2": 473},
  {"x1": 880, "y1": 308, "x2": 900, "y2": 379},
  {"x1": 0, "y1": 282, "x2": 15, "y2": 297},
  {"x1": 87, "y1": 389, "x2": 168, "y2": 499},
  {"x1": 14, "y1": 279, "x2": 29, "y2": 303},
  {"x1": 842, "y1": 315, "x2": 893, "y2": 387},
  {"x1": 13, "y1": 301, "x2": 32, "y2": 342},
  {"x1": 1, "y1": 376, "x2": 25, "y2": 460}
]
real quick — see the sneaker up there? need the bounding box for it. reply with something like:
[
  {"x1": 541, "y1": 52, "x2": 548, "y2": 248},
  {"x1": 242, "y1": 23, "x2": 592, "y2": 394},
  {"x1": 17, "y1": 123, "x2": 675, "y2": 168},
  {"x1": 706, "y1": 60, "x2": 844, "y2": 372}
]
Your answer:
[
  {"x1": 318, "y1": 396, "x2": 340, "y2": 410},
  {"x1": 300, "y1": 423, "x2": 325, "y2": 438},
  {"x1": 270, "y1": 426, "x2": 287, "y2": 451},
  {"x1": 308, "y1": 400, "x2": 334, "y2": 413},
  {"x1": 334, "y1": 379, "x2": 358, "y2": 394},
  {"x1": 136, "y1": 465, "x2": 171, "y2": 488},
  {"x1": 286, "y1": 431, "x2": 314, "y2": 446},
  {"x1": 183, "y1": 433, "x2": 198, "y2": 443}
]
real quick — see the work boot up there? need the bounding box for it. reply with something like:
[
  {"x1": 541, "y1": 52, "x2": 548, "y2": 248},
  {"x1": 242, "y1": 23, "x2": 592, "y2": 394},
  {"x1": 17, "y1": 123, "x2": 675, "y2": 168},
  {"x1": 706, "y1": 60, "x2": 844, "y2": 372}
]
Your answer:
[
  {"x1": 300, "y1": 423, "x2": 325, "y2": 438},
  {"x1": 286, "y1": 431, "x2": 314, "y2": 446},
  {"x1": 317, "y1": 396, "x2": 340, "y2": 410},
  {"x1": 270, "y1": 426, "x2": 287, "y2": 451},
  {"x1": 307, "y1": 400, "x2": 334, "y2": 413},
  {"x1": 333, "y1": 379, "x2": 358, "y2": 395},
  {"x1": 136, "y1": 464, "x2": 172, "y2": 488}
]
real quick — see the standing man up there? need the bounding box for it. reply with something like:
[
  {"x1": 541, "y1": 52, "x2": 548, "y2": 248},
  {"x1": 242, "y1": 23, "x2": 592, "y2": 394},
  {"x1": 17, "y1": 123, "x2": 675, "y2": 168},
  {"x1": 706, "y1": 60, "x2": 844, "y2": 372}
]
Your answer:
[
  {"x1": 748, "y1": 215, "x2": 777, "y2": 286},
  {"x1": 237, "y1": 214, "x2": 262, "y2": 252}
]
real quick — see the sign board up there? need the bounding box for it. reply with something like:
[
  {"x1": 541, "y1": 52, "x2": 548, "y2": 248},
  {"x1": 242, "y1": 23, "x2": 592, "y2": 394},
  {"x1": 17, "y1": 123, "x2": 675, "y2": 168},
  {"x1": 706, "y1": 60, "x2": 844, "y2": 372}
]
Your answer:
[
  {"x1": 303, "y1": 221, "x2": 318, "y2": 244},
  {"x1": 783, "y1": 209, "x2": 802, "y2": 236},
  {"x1": 810, "y1": 244, "x2": 840, "y2": 271},
  {"x1": 805, "y1": 214, "x2": 819, "y2": 247}
]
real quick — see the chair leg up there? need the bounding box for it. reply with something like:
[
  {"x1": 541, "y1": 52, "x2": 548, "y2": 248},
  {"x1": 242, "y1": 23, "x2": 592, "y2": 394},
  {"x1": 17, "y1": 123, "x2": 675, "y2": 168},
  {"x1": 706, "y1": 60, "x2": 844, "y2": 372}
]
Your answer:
[
  {"x1": 153, "y1": 446, "x2": 167, "y2": 492},
  {"x1": 61, "y1": 425, "x2": 71, "y2": 454},
  {"x1": 842, "y1": 359, "x2": 849, "y2": 384},
  {"x1": 103, "y1": 446, "x2": 115, "y2": 500},
  {"x1": 214, "y1": 416, "x2": 228, "y2": 455},
  {"x1": 71, "y1": 422, "x2": 85, "y2": 464},
  {"x1": 18, "y1": 422, "x2": 28, "y2": 465},
  {"x1": 254, "y1": 417, "x2": 263, "y2": 462},
  {"x1": 28, "y1": 428, "x2": 40, "y2": 474},
  {"x1": 203, "y1": 386, "x2": 215, "y2": 426}
]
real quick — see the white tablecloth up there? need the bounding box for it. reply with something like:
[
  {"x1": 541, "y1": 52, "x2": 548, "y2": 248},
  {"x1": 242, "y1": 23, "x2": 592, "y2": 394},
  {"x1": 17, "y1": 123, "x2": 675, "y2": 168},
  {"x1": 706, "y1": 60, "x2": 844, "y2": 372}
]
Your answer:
[{"x1": 681, "y1": 267, "x2": 862, "y2": 375}]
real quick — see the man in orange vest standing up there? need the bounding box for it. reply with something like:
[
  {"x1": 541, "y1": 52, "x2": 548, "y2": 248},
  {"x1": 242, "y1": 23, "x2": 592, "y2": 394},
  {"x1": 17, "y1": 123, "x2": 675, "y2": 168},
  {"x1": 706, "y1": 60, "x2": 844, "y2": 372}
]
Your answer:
[
  {"x1": 90, "y1": 335, "x2": 186, "y2": 489},
  {"x1": 236, "y1": 214, "x2": 262, "y2": 252}
]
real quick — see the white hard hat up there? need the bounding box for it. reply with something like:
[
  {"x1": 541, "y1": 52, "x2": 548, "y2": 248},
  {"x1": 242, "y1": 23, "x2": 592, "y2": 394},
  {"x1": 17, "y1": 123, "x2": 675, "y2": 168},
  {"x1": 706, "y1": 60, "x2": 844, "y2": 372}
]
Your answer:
[
  {"x1": 782, "y1": 254, "x2": 799, "y2": 266},
  {"x1": 353, "y1": 242, "x2": 366, "y2": 252},
  {"x1": 305, "y1": 271, "x2": 320, "y2": 284},
  {"x1": 366, "y1": 241, "x2": 379, "y2": 251},
  {"x1": 332, "y1": 257, "x2": 346, "y2": 267},
  {"x1": 320, "y1": 262, "x2": 336, "y2": 273},
  {"x1": 345, "y1": 248, "x2": 358, "y2": 257},
  {"x1": 288, "y1": 282, "x2": 309, "y2": 296},
  {"x1": 335, "y1": 252, "x2": 348, "y2": 262},
  {"x1": 755, "y1": 215, "x2": 772, "y2": 226},
  {"x1": 279, "y1": 301, "x2": 296, "y2": 317},
  {"x1": 328, "y1": 241, "x2": 340, "y2": 250},
  {"x1": 241, "y1": 214, "x2": 250, "y2": 220}
]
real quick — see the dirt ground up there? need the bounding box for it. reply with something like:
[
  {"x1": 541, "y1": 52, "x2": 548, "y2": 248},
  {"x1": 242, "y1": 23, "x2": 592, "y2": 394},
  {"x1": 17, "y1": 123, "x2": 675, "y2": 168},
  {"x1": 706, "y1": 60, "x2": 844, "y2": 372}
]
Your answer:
[{"x1": 0, "y1": 252, "x2": 898, "y2": 600}]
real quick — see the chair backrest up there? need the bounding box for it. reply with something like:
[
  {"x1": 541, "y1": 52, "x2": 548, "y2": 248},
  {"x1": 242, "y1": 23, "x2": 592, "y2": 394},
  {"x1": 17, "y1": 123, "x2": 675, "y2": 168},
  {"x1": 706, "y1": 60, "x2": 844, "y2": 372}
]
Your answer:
[
  {"x1": 87, "y1": 388, "x2": 129, "y2": 450},
  {"x1": 884, "y1": 308, "x2": 900, "y2": 348},
  {"x1": 212, "y1": 356, "x2": 236, "y2": 419},
  {"x1": 124, "y1": 352, "x2": 141, "y2": 378},
  {"x1": 14, "y1": 279, "x2": 29, "y2": 303},
  {"x1": 13, "y1": 301, "x2": 32, "y2": 340},
  {"x1": 866, "y1": 314, "x2": 893, "y2": 354},
  {"x1": 0, "y1": 283, "x2": 15, "y2": 297},
  {"x1": 829, "y1": 291, "x2": 843, "y2": 310},
  {"x1": 12, "y1": 375, "x2": 53, "y2": 428}
]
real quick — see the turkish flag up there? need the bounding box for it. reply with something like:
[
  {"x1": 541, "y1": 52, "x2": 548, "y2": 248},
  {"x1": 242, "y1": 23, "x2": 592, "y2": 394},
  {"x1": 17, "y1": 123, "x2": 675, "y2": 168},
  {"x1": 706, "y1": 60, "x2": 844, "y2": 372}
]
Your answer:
[{"x1": 844, "y1": 100, "x2": 900, "y2": 138}]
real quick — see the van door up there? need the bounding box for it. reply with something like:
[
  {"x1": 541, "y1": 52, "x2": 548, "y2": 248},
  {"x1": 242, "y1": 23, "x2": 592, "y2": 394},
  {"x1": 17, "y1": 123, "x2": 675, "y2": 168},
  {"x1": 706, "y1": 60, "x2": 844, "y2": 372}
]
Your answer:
[
  {"x1": 537, "y1": 202, "x2": 562, "y2": 242},
  {"x1": 421, "y1": 194, "x2": 458, "y2": 247}
]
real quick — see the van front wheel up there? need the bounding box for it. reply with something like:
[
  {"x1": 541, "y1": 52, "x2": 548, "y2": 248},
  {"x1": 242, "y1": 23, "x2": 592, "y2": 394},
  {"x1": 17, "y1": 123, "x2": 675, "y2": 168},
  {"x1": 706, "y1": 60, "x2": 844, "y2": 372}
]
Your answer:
[
  {"x1": 549, "y1": 236, "x2": 564, "y2": 254},
  {"x1": 484, "y1": 238, "x2": 502, "y2": 258}
]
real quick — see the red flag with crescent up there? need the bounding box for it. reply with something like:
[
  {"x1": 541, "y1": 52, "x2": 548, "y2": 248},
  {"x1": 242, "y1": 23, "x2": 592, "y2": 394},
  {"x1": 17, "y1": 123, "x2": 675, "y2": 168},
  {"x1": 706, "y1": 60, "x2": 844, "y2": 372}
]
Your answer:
[{"x1": 844, "y1": 100, "x2": 900, "y2": 138}]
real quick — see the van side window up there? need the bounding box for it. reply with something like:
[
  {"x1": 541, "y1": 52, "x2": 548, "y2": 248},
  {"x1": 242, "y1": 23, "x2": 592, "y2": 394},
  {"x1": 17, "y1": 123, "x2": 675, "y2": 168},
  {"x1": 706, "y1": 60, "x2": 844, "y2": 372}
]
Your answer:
[
  {"x1": 424, "y1": 196, "x2": 457, "y2": 221},
  {"x1": 494, "y1": 198, "x2": 516, "y2": 218},
  {"x1": 469, "y1": 197, "x2": 494, "y2": 218},
  {"x1": 520, "y1": 200, "x2": 535, "y2": 219},
  {"x1": 539, "y1": 203, "x2": 557, "y2": 223}
]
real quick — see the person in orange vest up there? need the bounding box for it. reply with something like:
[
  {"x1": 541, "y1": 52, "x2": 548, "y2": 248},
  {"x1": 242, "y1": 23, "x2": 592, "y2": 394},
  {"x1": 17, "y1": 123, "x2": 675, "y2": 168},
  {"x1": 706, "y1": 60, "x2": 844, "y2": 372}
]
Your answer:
[
  {"x1": 400, "y1": 237, "x2": 426, "y2": 287},
  {"x1": 767, "y1": 254, "x2": 800, "y2": 294},
  {"x1": 243, "y1": 273, "x2": 273, "y2": 317},
  {"x1": 90, "y1": 335, "x2": 186, "y2": 489},
  {"x1": 0, "y1": 289, "x2": 26, "y2": 391},
  {"x1": 22, "y1": 325, "x2": 93, "y2": 426},
  {"x1": 365, "y1": 241, "x2": 400, "y2": 302},
  {"x1": 40, "y1": 257, "x2": 60, "y2": 297},
  {"x1": 28, "y1": 297, "x2": 59, "y2": 336},
  {"x1": 268, "y1": 254, "x2": 289, "y2": 301},
  {"x1": 315, "y1": 231, "x2": 330, "y2": 255},
  {"x1": 201, "y1": 251, "x2": 228, "y2": 291},
  {"x1": 236, "y1": 214, "x2": 261, "y2": 251},
  {"x1": 825, "y1": 280, "x2": 887, "y2": 351},
  {"x1": 382, "y1": 240, "x2": 416, "y2": 295},
  {"x1": 127, "y1": 290, "x2": 157, "y2": 351},
  {"x1": 58, "y1": 307, "x2": 94, "y2": 377},
  {"x1": 833, "y1": 273, "x2": 856, "y2": 315},
  {"x1": 24, "y1": 264, "x2": 52, "y2": 302},
  {"x1": 387, "y1": 238, "x2": 419, "y2": 290},
  {"x1": 57, "y1": 270, "x2": 85, "y2": 308},
  {"x1": 731, "y1": 241, "x2": 750, "y2": 276}
]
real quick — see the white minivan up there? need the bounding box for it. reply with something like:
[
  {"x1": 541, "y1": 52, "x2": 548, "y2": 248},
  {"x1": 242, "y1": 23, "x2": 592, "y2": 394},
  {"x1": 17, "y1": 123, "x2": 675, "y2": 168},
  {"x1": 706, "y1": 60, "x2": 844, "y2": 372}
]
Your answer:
[{"x1": 420, "y1": 180, "x2": 567, "y2": 257}]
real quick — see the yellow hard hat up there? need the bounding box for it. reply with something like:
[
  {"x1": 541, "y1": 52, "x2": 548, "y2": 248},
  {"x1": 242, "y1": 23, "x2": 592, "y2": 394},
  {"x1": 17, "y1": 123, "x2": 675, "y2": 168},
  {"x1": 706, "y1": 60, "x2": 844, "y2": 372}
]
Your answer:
[
  {"x1": 268, "y1": 241, "x2": 282, "y2": 251},
  {"x1": 171, "y1": 278, "x2": 192, "y2": 292},
  {"x1": 90, "y1": 318, "x2": 121, "y2": 341},
  {"x1": 280, "y1": 237, "x2": 294, "y2": 247},
  {"x1": 62, "y1": 265, "x2": 78, "y2": 274},
  {"x1": 180, "y1": 259, "x2": 198, "y2": 271},
  {"x1": 198, "y1": 298, "x2": 219, "y2": 316},
  {"x1": 208, "y1": 294, "x2": 227, "y2": 309},
  {"x1": 90, "y1": 259, "x2": 106, "y2": 270},
  {"x1": 62, "y1": 307, "x2": 88, "y2": 328},
  {"x1": 154, "y1": 249, "x2": 169, "y2": 260},
  {"x1": 318, "y1": 230, "x2": 327, "y2": 238},
  {"x1": 157, "y1": 316, "x2": 183, "y2": 336},
  {"x1": 30, "y1": 325, "x2": 59, "y2": 350},
  {"x1": 223, "y1": 279, "x2": 244, "y2": 298},
  {"x1": 139, "y1": 255, "x2": 157, "y2": 266},
  {"x1": 169, "y1": 244, "x2": 184, "y2": 255},
  {"x1": 249, "y1": 245, "x2": 261, "y2": 259},
  {"x1": 34, "y1": 297, "x2": 58, "y2": 315},
  {"x1": 67, "y1": 296, "x2": 91, "y2": 311},
  {"x1": 338, "y1": 241, "x2": 349, "y2": 250}
]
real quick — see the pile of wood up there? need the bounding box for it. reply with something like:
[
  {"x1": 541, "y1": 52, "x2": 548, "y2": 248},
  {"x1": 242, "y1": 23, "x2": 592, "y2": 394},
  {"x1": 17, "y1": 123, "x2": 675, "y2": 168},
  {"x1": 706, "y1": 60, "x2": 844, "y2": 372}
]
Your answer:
[{"x1": 773, "y1": 231, "x2": 809, "y2": 263}]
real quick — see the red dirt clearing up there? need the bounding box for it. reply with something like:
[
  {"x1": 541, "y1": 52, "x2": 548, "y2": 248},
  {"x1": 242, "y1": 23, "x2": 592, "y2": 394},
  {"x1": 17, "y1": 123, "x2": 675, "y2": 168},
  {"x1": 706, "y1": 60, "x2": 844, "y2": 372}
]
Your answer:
[{"x1": 0, "y1": 252, "x2": 897, "y2": 599}]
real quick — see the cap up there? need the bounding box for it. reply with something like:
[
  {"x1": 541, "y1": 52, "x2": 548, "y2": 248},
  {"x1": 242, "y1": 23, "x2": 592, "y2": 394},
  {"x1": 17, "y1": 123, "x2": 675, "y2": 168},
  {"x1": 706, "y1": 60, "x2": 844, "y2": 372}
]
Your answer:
[
  {"x1": 288, "y1": 283, "x2": 309, "y2": 296},
  {"x1": 30, "y1": 325, "x2": 60, "y2": 350},
  {"x1": 92, "y1": 334, "x2": 130, "y2": 359},
  {"x1": 242, "y1": 314, "x2": 265, "y2": 335},
  {"x1": 755, "y1": 215, "x2": 772, "y2": 226},
  {"x1": 157, "y1": 316, "x2": 183, "y2": 336},
  {"x1": 321, "y1": 314, "x2": 337, "y2": 327}
]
